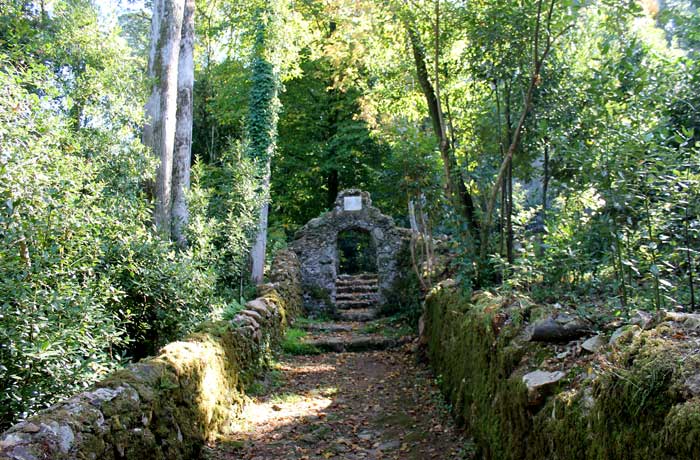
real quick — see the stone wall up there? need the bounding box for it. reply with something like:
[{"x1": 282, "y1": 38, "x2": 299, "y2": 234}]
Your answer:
[
  {"x1": 290, "y1": 189, "x2": 410, "y2": 313},
  {"x1": 424, "y1": 281, "x2": 700, "y2": 460},
  {"x1": 0, "y1": 249, "x2": 302, "y2": 460}
]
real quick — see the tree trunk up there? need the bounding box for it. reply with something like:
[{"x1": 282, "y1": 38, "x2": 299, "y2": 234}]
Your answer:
[
  {"x1": 480, "y1": 75, "x2": 535, "y2": 260},
  {"x1": 171, "y1": 0, "x2": 195, "y2": 247},
  {"x1": 247, "y1": 8, "x2": 280, "y2": 284},
  {"x1": 144, "y1": 0, "x2": 163, "y2": 150},
  {"x1": 537, "y1": 140, "x2": 549, "y2": 256},
  {"x1": 144, "y1": 0, "x2": 186, "y2": 235},
  {"x1": 504, "y1": 83, "x2": 514, "y2": 263},
  {"x1": 500, "y1": 177, "x2": 506, "y2": 257},
  {"x1": 408, "y1": 199, "x2": 419, "y2": 233},
  {"x1": 480, "y1": 0, "x2": 564, "y2": 261},
  {"x1": 250, "y1": 161, "x2": 271, "y2": 285},
  {"x1": 405, "y1": 20, "x2": 477, "y2": 233},
  {"x1": 543, "y1": 141, "x2": 549, "y2": 218},
  {"x1": 327, "y1": 168, "x2": 339, "y2": 208},
  {"x1": 506, "y1": 160, "x2": 513, "y2": 264}
]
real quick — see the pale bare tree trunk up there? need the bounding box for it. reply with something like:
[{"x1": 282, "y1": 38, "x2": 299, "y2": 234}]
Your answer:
[
  {"x1": 409, "y1": 195, "x2": 434, "y2": 291},
  {"x1": 144, "y1": 0, "x2": 185, "y2": 235},
  {"x1": 250, "y1": 161, "x2": 271, "y2": 285},
  {"x1": 171, "y1": 0, "x2": 195, "y2": 247},
  {"x1": 142, "y1": 0, "x2": 162, "y2": 150},
  {"x1": 408, "y1": 199, "x2": 419, "y2": 233}
]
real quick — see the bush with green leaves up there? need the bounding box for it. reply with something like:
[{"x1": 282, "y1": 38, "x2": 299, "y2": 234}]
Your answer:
[
  {"x1": 0, "y1": 0, "x2": 257, "y2": 429},
  {"x1": 0, "y1": 60, "x2": 128, "y2": 427},
  {"x1": 187, "y1": 146, "x2": 264, "y2": 300}
]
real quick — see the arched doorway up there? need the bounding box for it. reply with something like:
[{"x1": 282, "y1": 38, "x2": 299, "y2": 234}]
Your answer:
[{"x1": 337, "y1": 228, "x2": 377, "y2": 275}]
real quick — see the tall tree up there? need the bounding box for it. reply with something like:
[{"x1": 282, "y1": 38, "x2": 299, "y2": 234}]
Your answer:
[
  {"x1": 144, "y1": 0, "x2": 185, "y2": 235},
  {"x1": 479, "y1": 0, "x2": 568, "y2": 260},
  {"x1": 144, "y1": 0, "x2": 196, "y2": 244},
  {"x1": 403, "y1": 6, "x2": 478, "y2": 236},
  {"x1": 172, "y1": 0, "x2": 195, "y2": 247},
  {"x1": 248, "y1": 7, "x2": 281, "y2": 284}
]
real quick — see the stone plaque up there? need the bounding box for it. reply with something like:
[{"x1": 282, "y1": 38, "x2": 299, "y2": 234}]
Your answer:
[{"x1": 344, "y1": 196, "x2": 362, "y2": 211}]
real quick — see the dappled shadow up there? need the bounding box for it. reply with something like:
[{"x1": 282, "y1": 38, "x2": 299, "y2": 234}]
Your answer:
[{"x1": 201, "y1": 350, "x2": 472, "y2": 460}]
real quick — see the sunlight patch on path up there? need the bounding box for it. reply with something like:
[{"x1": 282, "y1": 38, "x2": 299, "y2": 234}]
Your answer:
[{"x1": 226, "y1": 361, "x2": 337, "y2": 441}]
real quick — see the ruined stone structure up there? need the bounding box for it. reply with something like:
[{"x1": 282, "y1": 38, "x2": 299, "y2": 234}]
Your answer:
[{"x1": 291, "y1": 189, "x2": 410, "y2": 313}]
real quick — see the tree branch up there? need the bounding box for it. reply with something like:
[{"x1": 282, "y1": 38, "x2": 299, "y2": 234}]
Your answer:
[{"x1": 479, "y1": 0, "x2": 564, "y2": 260}]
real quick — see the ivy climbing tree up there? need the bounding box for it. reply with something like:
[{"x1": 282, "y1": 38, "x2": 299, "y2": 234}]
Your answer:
[{"x1": 247, "y1": 6, "x2": 281, "y2": 284}]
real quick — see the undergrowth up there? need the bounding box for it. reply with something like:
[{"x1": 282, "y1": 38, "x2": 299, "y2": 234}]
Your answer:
[{"x1": 281, "y1": 328, "x2": 320, "y2": 355}]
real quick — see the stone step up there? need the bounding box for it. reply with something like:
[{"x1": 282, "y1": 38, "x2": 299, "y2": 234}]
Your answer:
[
  {"x1": 338, "y1": 308, "x2": 378, "y2": 322},
  {"x1": 335, "y1": 292, "x2": 378, "y2": 301},
  {"x1": 336, "y1": 284, "x2": 379, "y2": 293},
  {"x1": 335, "y1": 279, "x2": 378, "y2": 287},
  {"x1": 336, "y1": 299, "x2": 377, "y2": 310},
  {"x1": 297, "y1": 322, "x2": 356, "y2": 333},
  {"x1": 337, "y1": 290, "x2": 377, "y2": 298},
  {"x1": 335, "y1": 279, "x2": 379, "y2": 285},
  {"x1": 302, "y1": 335, "x2": 410, "y2": 353},
  {"x1": 337, "y1": 273, "x2": 378, "y2": 281}
]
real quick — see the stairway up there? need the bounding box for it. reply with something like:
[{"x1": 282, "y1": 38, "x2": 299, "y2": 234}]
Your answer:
[
  {"x1": 293, "y1": 274, "x2": 415, "y2": 353},
  {"x1": 335, "y1": 273, "x2": 379, "y2": 322}
]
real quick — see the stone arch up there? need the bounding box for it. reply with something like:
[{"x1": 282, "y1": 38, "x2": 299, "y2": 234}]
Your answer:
[{"x1": 290, "y1": 189, "x2": 408, "y2": 313}]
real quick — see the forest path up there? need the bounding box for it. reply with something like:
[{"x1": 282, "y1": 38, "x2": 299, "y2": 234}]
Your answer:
[{"x1": 202, "y1": 319, "x2": 471, "y2": 460}]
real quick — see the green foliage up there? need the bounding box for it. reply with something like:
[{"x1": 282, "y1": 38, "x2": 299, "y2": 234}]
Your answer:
[
  {"x1": 0, "y1": 0, "x2": 260, "y2": 430},
  {"x1": 3, "y1": 0, "x2": 700, "y2": 442},
  {"x1": 192, "y1": 61, "x2": 250, "y2": 163},
  {"x1": 280, "y1": 328, "x2": 320, "y2": 355},
  {"x1": 373, "y1": 122, "x2": 445, "y2": 225},
  {"x1": 382, "y1": 241, "x2": 424, "y2": 325},
  {"x1": 513, "y1": 2, "x2": 700, "y2": 313},
  {"x1": 0, "y1": 0, "x2": 160, "y2": 423},
  {"x1": 0, "y1": 58, "x2": 126, "y2": 426},
  {"x1": 406, "y1": 0, "x2": 700, "y2": 316},
  {"x1": 272, "y1": 55, "x2": 389, "y2": 229},
  {"x1": 337, "y1": 229, "x2": 377, "y2": 274},
  {"x1": 188, "y1": 146, "x2": 264, "y2": 298},
  {"x1": 247, "y1": 9, "x2": 280, "y2": 164},
  {"x1": 100, "y1": 236, "x2": 220, "y2": 359}
]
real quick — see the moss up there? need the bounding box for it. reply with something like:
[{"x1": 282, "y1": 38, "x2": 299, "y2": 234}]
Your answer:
[
  {"x1": 587, "y1": 333, "x2": 681, "y2": 460},
  {"x1": 425, "y1": 286, "x2": 531, "y2": 460},
  {"x1": 307, "y1": 285, "x2": 333, "y2": 312},
  {"x1": 527, "y1": 390, "x2": 591, "y2": 460},
  {"x1": 382, "y1": 238, "x2": 423, "y2": 323},
  {"x1": 664, "y1": 398, "x2": 700, "y2": 458},
  {"x1": 424, "y1": 283, "x2": 700, "y2": 460}
]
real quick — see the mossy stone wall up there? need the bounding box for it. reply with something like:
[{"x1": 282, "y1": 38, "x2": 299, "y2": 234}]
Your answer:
[
  {"x1": 0, "y1": 249, "x2": 302, "y2": 460},
  {"x1": 424, "y1": 281, "x2": 700, "y2": 460}
]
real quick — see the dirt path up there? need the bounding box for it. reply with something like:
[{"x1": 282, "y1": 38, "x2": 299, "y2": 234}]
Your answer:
[{"x1": 202, "y1": 343, "x2": 471, "y2": 460}]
